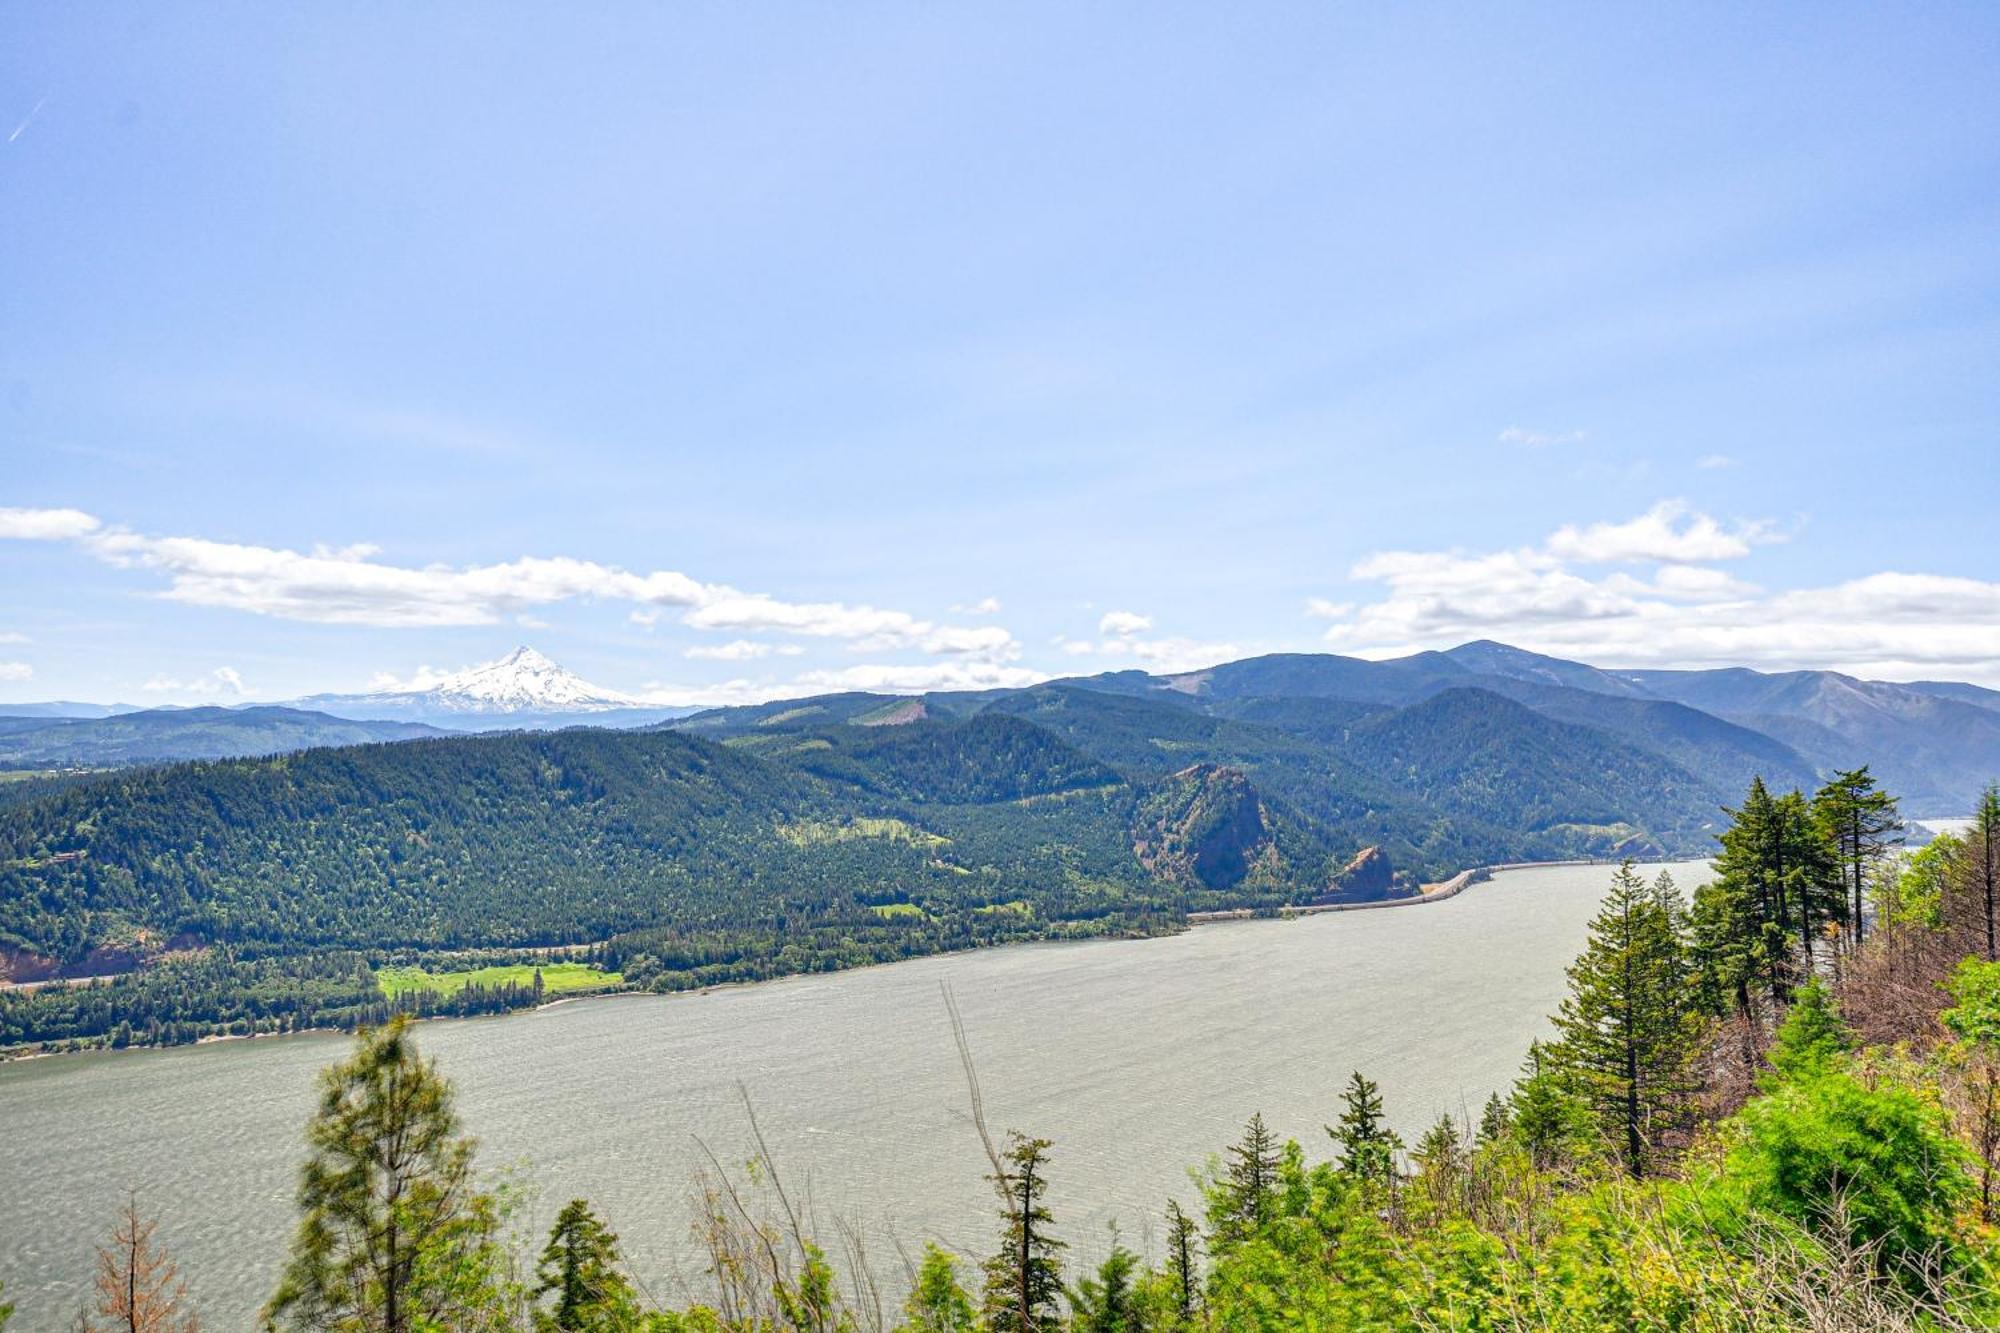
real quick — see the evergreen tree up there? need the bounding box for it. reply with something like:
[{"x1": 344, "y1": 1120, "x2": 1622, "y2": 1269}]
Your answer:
[
  {"x1": 1811, "y1": 767, "x2": 1902, "y2": 947},
  {"x1": 981, "y1": 1133, "x2": 1065, "y2": 1333},
  {"x1": 1508, "y1": 1043, "x2": 1596, "y2": 1169},
  {"x1": 1065, "y1": 1233, "x2": 1138, "y2": 1333},
  {"x1": 1549, "y1": 864, "x2": 1705, "y2": 1178},
  {"x1": 903, "y1": 1245, "x2": 975, "y2": 1333},
  {"x1": 1163, "y1": 1201, "x2": 1200, "y2": 1326},
  {"x1": 0, "y1": 1278, "x2": 9, "y2": 1331},
  {"x1": 1411, "y1": 1114, "x2": 1466, "y2": 1214},
  {"x1": 1962, "y1": 786, "x2": 2000, "y2": 962},
  {"x1": 533, "y1": 1199, "x2": 641, "y2": 1332},
  {"x1": 263, "y1": 1016, "x2": 508, "y2": 1332},
  {"x1": 1764, "y1": 977, "x2": 1854, "y2": 1085},
  {"x1": 83, "y1": 1198, "x2": 199, "y2": 1332},
  {"x1": 1475, "y1": 1093, "x2": 1509, "y2": 1146},
  {"x1": 1329, "y1": 1071, "x2": 1403, "y2": 1188},
  {"x1": 1698, "y1": 779, "x2": 1840, "y2": 1010},
  {"x1": 1215, "y1": 1112, "x2": 1280, "y2": 1239}
]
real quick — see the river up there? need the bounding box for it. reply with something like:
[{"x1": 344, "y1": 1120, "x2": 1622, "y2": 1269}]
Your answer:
[{"x1": 0, "y1": 859, "x2": 1708, "y2": 1329}]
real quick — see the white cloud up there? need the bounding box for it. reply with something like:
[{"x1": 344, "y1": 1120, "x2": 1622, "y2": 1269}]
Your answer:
[
  {"x1": 6, "y1": 506, "x2": 1014, "y2": 659},
  {"x1": 629, "y1": 609, "x2": 663, "y2": 628},
  {"x1": 0, "y1": 631, "x2": 26, "y2": 644},
  {"x1": 1315, "y1": 502, "x2": 2000, "y2": 683},
  {"x1": 1061, "y1": 627, "x2": 1240, "y2": 675},
  {"x1": 1098, "y1": 610, "x2": 1153, "y2": 636},
  {"x1": 1696, "y1": 454, "x2": 1738, "y2": 469},
  {"x1": 1498, "y1": 427, "x2": 1587, "y2": 447},
  {"x1": 684, "y1": 640, "x2": 804, "y2": 661},
  {"x1": 0, "y1": 661, "x2": 32, "y2": 683},
  {"x1": 0, "y1": 506, "x2": 101, "y2": 540},
  {"x1": 953, "y1": 596, "x2": 1003, "y2": 615},
  {"x1": 141, "y1": 666, "x2": 247, "y2": 698},
  {"x1": 794, "y1": 661, "x2": 1048, "y2": 694},
  {"x1": 637, "y1": 659, "x2": 1050, "y2": 708},
  {"x1": 1545, "y1": 500, "x2": 1781, "y2": 564}
]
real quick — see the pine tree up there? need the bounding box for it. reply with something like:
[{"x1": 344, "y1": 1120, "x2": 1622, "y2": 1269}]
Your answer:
[
  {"x1": 1065, "y1": 1233, "x2": 1138, "y2": 1333},
  {"x1": 82, "y1": 1198, "x2": 199, "y2": 1332},
  {"x1": 263, "y1": 1016, "x2": 508, "y2": 1332},
  {"x1": 1508, "y1": 1042, "x2": 1595, "y2": 1169},
  {"x1": 903, "y1": 1245, "x2": 975, "y2": 1333},
  {"x1": 1411, "y1": 1114, "x2": 1466, "y2": 1214},
  {"x1": 981, "y1": 1133, "x2": 1065, "y2": 1333},
  {"x1": 1476, "y1": 1093, "x2": 1509, "y2": 1146},
  {"x1": 1549, "y1": 863, "x2": 1706, "y2": 1178},
  {"x1": 533, "y1": 1199, "x2": 641, "y2": 1332},
  {"x1": 1329, "y1": 1071, "x2": 1403, "y2": 1188},
  {"x1": 1962, "y1": 786, "x2": 2000, "y2": 963},
  {"x1": 1811, "y1": 767, "x2": 1902, "y2": 947},
  {"x1": 1163, "y1": 1201, "x2": 1200, "y2": 1326},
  {"x1": 1215, "y1": 1112, "x2": 1280, "y2": 1239},
  {"x1": 1765, "y1": 977, "x2": 1853, "y2": 1085}
]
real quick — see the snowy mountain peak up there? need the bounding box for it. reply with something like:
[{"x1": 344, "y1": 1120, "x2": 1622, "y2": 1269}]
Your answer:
[{"x1": 417, "y1": 647, "x2": 641, "y2": 712}]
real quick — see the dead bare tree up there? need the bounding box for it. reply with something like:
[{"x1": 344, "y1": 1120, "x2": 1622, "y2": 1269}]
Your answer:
[{"x1": 82, "y1": 1197, "x2": 199, "y2": 1333}]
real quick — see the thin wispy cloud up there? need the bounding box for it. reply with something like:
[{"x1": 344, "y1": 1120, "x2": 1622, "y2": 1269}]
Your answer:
[
  {"x1": 8, "y1": 95, "x2": 48, "y2": 145},
  {"x1": 1498, "y1": 426, "x2": 1588, "y2": 447}
]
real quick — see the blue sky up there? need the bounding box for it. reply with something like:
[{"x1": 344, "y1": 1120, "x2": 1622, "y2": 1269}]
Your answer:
[{"x1": 4, "y1": 4, "x2": 1998, "y2": 703}]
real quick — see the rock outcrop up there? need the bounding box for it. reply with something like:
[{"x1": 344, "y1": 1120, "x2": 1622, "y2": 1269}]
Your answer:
[{"x1": 1132, "y1": 764, "x2": 1277, "y2": 890}]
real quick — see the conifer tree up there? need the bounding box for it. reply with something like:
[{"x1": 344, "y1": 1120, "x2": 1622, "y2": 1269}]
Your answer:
[
  {"x1": 981, "y1": 1134, "x2": 1064, "y2": 1333},
  {"x1": 1764, "y1": 977, "x2": 1854, "y2": 1085},
  {"x1": 1215, "y1": 1112, "x2": 1280, "y2": 1239},
  {"x1": 1163, "y1": 1201, "x2": 1200, "y2": 1326},
  {"x1": 1508, "y1": 1043, "x2": 1595, "y2": 1170},
  {"x1": 1811, "y1": 767, "x2": 1902, "y2": 946},
  {"x1": 1065, "y1": 1233, "x2": 1138, "y2": 1333},
  {"x1": 263, "y1": 1016, "x2": 508, "y2": 1332},
  {"x1": 533, "y1": 1199, "x2": 641, "y2": 1332},
  {"x1": 83, "y1": 1198, "x2": 200, "y2": 1332},
  {"x1": 1963, "y1": 786, "x2": 2000, "y2": 962},
  {"x1": 1329, "y1": 1071, "x2": 1403, "y2": 1188},
  {"x1": 1475, "y1": 1093, "x2": 1509, "y2": 1146},
  {"x1": 1411, "y1": 1115, "x2": 1466, "y2": 1214},
  {"x1": 1549, "y1": 863, "x2": 1705, "y2": 1178}
]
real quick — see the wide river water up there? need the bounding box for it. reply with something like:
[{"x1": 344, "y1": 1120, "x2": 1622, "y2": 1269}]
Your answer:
[{"x1": 0, "y1": 859, "x2": 1707, "y2": 1329}]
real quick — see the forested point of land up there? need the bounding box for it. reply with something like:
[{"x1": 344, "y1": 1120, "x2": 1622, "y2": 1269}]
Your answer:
[{"x1": 17, "y1": 775, "x2": 2000, "y2": 1331}]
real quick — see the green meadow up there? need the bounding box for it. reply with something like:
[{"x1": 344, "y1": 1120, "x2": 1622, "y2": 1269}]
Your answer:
[{"x1": 376, "y1": 961, "x2": 622, "y2": 1001}]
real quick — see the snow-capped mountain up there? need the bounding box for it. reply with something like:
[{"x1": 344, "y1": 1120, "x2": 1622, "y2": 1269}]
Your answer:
[{"x1": 288, "y1": 647, "x2": 693, "y2": 731}]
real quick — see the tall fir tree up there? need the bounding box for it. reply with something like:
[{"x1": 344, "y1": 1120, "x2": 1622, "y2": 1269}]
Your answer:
[
  {"x1": 1065, "y1": 1233, "x2": 1139, "y2": 1333},
  {"x1": 1963, "y1": 786, "x2": 2000, "y2": 962},
  {"x1": 1549, "y1": 863, "x2": 1707, "y2": 1178},
  {"x1": 1812, "y1": 767, "x2": 1902, "y2": 947},
  {"x1": 1163, "y1": 1201, "x2": 1201, "y2": 1327},
  {"x1": 533, "y1": 1199, "x2": 642, "y2": 1332},
  {"x1": 263, "y1": 1016, "x2": 509, "y2": 1333},
  {"x1": 981, "y1": 1133, "x2": 1065, "y2": 1333},
  {"x1": 1329, "y1": 1071, "x2": 1403, "y2": 1188},
  {"x1": 1214, "y1": 1112, "x2": 1280, "y2": 1241}
]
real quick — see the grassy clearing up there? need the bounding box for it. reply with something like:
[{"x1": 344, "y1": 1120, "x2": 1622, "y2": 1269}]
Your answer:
[
  {"x1": 376, "y1": 961, "x2": 622, "y2": 1000},
  {"x1": 776, "y1": 816, "x2": 948, "y2": 849},
  {"x1": 867, "y1": 902, "x2": 929, "y2": 919}
]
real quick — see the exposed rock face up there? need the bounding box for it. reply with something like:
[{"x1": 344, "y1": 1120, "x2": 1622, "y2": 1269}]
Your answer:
[
  {"x1": 1331, "y1": 845, "x2": 1396, "y2": 901},
  {"x1": 1133, "y1": 764, "x2": 1275, "y2": 890}
]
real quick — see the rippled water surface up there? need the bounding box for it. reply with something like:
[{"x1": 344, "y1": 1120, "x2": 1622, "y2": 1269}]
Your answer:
[{"x1": 0, "y1": 860, "x2": 1708, "y2": 1329}]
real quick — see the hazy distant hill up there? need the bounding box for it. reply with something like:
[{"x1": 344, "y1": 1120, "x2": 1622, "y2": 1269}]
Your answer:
[{"x1": 0, "y1": 706, "x2": 447, "y2": 768}]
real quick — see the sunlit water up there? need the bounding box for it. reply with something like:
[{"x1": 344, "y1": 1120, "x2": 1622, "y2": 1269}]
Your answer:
[{"x1": 0, "y1": 860, "x2": 1707, "y2": 1329}]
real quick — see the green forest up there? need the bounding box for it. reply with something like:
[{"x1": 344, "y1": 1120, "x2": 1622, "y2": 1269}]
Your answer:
[
  {"x1": 0, "y1": 687, "x2": 1719, "y2": 1049},
  {"x1": 18, "y1": 773, "x2": 2000, "y2": 1331}
]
